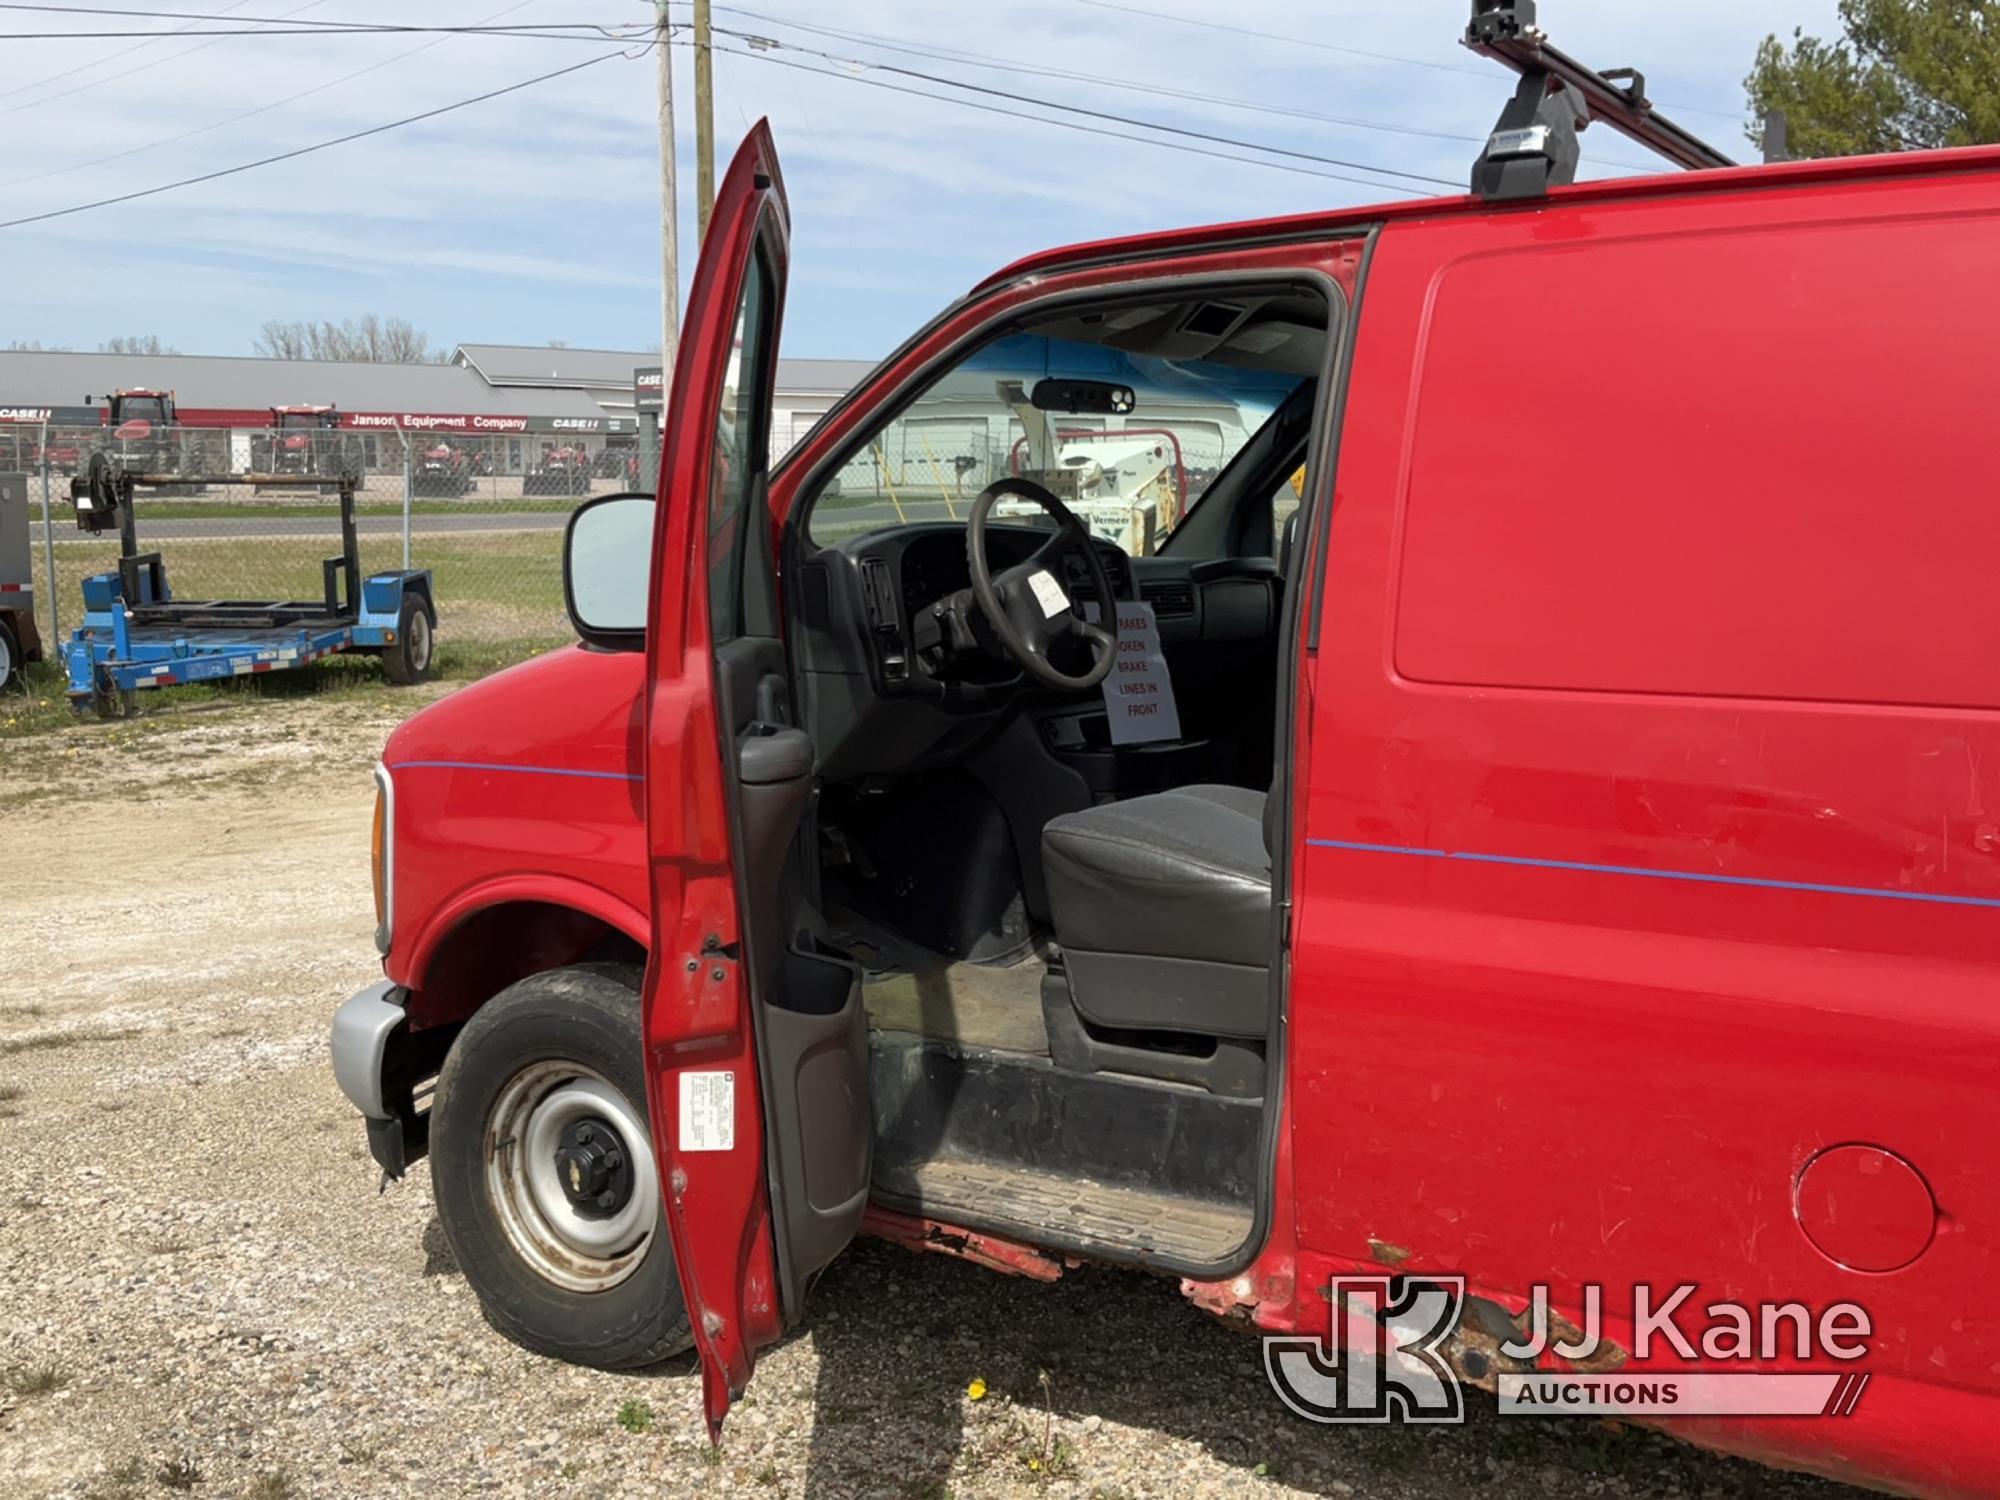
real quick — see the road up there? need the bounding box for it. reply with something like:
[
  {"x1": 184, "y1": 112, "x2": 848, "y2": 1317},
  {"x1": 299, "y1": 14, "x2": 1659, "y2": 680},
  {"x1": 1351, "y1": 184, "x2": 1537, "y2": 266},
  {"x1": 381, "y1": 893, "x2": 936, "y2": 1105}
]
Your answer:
[{"x1": 47, "y1": 501, "x2": 958, "y2": 543}]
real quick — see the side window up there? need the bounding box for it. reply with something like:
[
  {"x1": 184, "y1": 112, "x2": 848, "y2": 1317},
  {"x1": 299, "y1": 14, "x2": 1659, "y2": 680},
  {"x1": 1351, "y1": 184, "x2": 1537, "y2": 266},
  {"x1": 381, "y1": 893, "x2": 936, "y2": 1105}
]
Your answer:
[{"x1": 707, "y1": 250, "x2": 776, "y2": 645}]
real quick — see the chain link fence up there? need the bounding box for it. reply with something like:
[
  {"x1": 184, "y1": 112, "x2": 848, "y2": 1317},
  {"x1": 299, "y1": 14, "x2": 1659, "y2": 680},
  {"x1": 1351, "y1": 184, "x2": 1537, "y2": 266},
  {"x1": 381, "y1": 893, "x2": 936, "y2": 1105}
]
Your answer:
[
  {"x1": 6, "y1": 422, "x2": 653, "y2": 678},
  {"x1": 7, "y1": 411, "x2": 1258, "y2": 693}
]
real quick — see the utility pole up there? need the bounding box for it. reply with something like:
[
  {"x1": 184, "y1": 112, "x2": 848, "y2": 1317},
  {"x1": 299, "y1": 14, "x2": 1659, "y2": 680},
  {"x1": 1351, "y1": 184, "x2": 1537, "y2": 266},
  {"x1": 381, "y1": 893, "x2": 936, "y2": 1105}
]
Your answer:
[
  {"x1": 694, "y1": 0, "x2": 714, "y2": 237},
  {"x1": 655, "y1": 0, "x2": 680, "y2": 372}
]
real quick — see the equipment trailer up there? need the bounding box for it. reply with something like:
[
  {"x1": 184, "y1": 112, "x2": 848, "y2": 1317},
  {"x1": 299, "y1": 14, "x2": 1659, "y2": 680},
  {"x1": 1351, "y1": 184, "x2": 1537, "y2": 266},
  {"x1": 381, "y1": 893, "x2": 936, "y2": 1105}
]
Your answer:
[{"x1": 62, "y1": 456, "x2": 435, "y2": 718}]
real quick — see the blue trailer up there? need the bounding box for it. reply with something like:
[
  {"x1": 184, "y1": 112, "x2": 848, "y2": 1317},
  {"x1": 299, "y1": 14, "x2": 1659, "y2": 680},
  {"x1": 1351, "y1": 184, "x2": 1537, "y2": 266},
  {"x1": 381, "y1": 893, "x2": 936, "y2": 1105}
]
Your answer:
[{"x1": 63, "y1": 456, "x2": 435, "y2": 719}]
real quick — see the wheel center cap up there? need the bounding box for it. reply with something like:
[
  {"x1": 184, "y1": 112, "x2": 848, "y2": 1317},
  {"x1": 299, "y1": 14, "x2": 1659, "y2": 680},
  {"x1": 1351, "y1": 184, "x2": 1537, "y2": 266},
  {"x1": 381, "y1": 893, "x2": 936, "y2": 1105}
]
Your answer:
[{"x1": 553, "y1": 1117, "x2": 633, "y2": 1218}]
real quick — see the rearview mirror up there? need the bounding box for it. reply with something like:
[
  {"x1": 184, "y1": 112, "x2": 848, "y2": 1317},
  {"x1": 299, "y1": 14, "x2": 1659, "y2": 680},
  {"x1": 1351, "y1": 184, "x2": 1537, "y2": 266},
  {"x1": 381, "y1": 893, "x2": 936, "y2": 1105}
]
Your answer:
[
  {"x1": 1030, "y1": 378, "x2": 1135, "y2": 416},
  {"x1": 563, "y1": 492, "x2": 654, "y2": 647}
]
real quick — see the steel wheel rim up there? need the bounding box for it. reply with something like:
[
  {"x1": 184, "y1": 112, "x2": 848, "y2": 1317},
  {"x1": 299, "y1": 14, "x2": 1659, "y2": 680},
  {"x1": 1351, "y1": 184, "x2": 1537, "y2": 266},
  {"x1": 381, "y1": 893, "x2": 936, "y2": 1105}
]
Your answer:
[
  {"x1": 0, "y1": 629, "x2": 12, "y2": 682},
  {"x1": 484, "y1": 1061, "x2": 658, "y2": 1293},
  {"x1": 406, "y1": 609, "x2": 433, "y2": 673}
]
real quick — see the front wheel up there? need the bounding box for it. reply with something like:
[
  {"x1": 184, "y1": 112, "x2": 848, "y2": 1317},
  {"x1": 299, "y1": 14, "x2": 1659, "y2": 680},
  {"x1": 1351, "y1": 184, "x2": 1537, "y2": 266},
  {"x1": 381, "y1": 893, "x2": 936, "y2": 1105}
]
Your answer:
[
  {"x1": 429, "y1": 964, "x2": 692, "y2": 1370},
  {"x1": 0, "y1": 617, "x2": 17, "y2": 691}
]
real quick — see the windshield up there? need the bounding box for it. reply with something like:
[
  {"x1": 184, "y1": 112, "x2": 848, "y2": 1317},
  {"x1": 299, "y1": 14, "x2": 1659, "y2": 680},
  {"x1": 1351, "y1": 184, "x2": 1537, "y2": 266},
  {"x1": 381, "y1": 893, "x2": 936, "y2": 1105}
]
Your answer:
[
  {"x1": 805, "y1": 331, "x2": 1305, "y2": 555},
  {"x1": 117, "y1": 398, "x2": 167, "y2": 424},
  {"x1": 278, "y1": 412, "x2": 321, "y2": 428}
]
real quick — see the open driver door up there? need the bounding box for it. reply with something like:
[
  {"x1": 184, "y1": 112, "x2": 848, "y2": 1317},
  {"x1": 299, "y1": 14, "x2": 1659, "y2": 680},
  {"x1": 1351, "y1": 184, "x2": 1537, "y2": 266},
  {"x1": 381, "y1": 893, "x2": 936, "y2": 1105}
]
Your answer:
[{"x1": 641, "y1": 122, "x2": 873, "y2": 1438}]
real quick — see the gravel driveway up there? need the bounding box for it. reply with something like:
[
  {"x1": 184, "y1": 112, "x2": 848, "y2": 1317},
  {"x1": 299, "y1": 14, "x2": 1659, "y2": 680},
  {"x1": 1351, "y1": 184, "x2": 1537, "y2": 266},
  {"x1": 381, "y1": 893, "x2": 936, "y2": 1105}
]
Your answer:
[{"x1": 0, "y1": 692, "x2": 1873, "y2": 1500}]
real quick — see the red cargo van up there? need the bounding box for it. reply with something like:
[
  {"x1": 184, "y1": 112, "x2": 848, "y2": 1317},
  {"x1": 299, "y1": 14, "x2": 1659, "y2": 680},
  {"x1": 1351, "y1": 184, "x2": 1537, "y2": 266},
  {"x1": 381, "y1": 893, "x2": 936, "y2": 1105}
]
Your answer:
[{"x1": 329, "y1": 19, "x2": 2000, "y2": 1496}]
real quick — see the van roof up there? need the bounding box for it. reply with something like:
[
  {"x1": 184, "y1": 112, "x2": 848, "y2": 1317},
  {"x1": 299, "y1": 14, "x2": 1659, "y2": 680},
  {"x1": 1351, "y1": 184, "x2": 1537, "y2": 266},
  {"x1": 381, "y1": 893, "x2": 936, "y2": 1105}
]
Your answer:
[{"x1": 973, "y1": 142, "x2": 2000, "y2": 293}]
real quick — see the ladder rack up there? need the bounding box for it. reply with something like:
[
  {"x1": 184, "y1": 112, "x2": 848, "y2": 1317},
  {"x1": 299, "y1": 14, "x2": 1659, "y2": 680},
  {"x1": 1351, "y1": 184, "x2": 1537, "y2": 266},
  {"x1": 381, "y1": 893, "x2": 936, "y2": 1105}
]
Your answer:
[{"x1": 1462, "y1": 1, "x2": 1734, "y2": 200}]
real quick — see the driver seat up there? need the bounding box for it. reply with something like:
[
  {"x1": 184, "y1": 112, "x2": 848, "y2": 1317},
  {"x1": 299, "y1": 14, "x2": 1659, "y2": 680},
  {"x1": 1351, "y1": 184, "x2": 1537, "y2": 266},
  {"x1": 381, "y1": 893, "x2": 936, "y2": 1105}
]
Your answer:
[{"x1": 1038, "y1": 784, "x2": 1273, "y2": 1095}]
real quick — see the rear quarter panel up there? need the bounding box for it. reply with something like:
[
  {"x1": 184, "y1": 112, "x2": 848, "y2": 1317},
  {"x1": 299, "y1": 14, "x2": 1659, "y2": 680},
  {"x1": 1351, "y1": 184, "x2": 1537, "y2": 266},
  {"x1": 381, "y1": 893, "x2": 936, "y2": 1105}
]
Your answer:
[{"x1": 1289, "y1": 170, "x2": 2000, "y2": 1496}]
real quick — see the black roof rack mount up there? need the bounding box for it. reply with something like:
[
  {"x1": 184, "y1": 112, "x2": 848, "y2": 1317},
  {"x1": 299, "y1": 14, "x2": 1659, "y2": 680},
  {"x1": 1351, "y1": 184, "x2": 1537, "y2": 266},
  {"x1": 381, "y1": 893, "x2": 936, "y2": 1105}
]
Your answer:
[{"x1": 1463, "y1": 1, "x2": 1734, "y2": 201}]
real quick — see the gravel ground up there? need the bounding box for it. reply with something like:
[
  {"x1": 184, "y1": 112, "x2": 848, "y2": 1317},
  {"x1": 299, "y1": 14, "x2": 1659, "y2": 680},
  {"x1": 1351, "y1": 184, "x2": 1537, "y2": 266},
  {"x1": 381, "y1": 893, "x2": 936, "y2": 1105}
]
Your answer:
[{"x1": 0, "y1": 692, "x2": 1875, "y2": 1500}]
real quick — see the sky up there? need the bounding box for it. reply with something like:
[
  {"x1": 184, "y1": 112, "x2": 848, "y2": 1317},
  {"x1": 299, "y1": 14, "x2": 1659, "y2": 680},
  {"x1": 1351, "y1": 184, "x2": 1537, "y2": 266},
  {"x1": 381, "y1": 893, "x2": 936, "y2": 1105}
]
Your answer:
[{"x1": 0, "y1": 0, "x2": 1844, "y2": 363}]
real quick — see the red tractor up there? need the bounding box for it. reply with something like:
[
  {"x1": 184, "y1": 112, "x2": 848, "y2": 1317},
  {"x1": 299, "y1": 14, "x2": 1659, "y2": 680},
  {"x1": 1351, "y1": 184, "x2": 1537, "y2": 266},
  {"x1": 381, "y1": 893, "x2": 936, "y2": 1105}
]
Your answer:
[
  {"x1": 264, "y1": 405, "x2": 360, "y2": 480},
  {"x1": 523, "y1": 441, "x2": 593, "y2": 497},
  {"x1": 413, "y1": 441, "x2": 475, "y2": 497},
  {"x1": 90, "y1": 389, "x2": 205, "y2": 494}
]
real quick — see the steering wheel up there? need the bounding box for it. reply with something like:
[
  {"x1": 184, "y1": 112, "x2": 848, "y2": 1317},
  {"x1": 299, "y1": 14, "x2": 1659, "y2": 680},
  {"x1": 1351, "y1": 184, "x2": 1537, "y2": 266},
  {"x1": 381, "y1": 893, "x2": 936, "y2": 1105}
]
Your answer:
[{"x1": 967, "y1": 478, "x2": 1119, "y2": 692}]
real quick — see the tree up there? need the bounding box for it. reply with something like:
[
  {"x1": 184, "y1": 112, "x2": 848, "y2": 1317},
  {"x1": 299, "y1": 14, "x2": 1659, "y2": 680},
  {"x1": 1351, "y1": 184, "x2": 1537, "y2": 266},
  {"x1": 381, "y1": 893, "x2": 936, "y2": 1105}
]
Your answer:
[
  {"x1": 1747, "y1": 1, "x2": 2000, "y2": 158},
  {"x1": 4, "y1": 339, "x2": 72, "y2": 351},
  {"x1": 99, "y1": 334, "x2": 177, "y2": 355},
  {"x1": 252, "y1": 315, "x2": 446, "y2": 363}
]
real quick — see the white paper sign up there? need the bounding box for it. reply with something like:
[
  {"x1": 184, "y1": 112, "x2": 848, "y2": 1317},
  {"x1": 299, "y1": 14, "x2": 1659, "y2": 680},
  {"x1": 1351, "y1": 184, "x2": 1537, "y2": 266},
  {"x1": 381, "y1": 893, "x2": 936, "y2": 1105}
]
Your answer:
[
  {"x1": 1027, "y1": 568, "x2": 1070, "y2": 619},
  {"x1": 1098, "y1": 600, "x2": 1181, "y2": 745},
  {"x1": 678, "y1": 1070, "x2": 735, "y2": 1152}
]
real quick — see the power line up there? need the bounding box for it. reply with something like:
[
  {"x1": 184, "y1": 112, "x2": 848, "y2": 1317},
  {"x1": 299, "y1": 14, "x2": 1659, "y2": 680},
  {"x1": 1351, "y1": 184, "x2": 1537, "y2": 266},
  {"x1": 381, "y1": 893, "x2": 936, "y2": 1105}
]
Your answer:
[
  {"x1": 0, "y1": 22, "x2": 641, "y2": 39},
  {"x1": 708, "y1": 27, "x2": 1460, "y2": 190},
  {"x1": 0, "y1": 0, "x2": 355, "y2": 116},
  {"x1": 1066, "y1": 0, "x2": 1744, "y2": 123},
  {"x1": 715, "y1": 41, "x2": 1432, "y2": 198},
  {"x1": 0, "y1": 0, "x2": 268, "y2": 105},
  {"x1": 709, "y1": 4, "x2": 1473, "y2": 145},
  {"x1": 0, "y1": 46, "x2": 642, "y2": 230},
  {"x1": 0, "y1": 2, "x2": 638, "y2": 29},
  {"x1": 696, "y1": 3, "x2": 1656, "y2": 174},
  {"x1": 1074, "y1": 0, "x2": 1494, "y2": 77},
  {"x1": 0, "y1": 0, "x2": 543, "y2": 184}
]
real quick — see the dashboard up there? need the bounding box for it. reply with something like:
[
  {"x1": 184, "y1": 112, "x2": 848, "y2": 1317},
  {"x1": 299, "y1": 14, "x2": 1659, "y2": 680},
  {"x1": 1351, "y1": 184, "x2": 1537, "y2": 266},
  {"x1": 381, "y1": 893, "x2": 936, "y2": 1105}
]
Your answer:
[
  {"x1": 791, "y1": 522, "x2": 1281, "y2": 781},
  {"x1": 892, "y1": 525, "x2": 1133, "y2": 624}
]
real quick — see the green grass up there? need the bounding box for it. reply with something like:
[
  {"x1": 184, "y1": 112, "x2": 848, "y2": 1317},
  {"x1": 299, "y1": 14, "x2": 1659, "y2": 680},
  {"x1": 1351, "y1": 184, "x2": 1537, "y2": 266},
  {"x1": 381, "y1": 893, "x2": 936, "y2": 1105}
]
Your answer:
[
  {"x1": 126, "y1": 497, "x2": 581, "y2": 521},
  {"x1": 46, "y1": 526, "x2": 565, "y2": 617}
]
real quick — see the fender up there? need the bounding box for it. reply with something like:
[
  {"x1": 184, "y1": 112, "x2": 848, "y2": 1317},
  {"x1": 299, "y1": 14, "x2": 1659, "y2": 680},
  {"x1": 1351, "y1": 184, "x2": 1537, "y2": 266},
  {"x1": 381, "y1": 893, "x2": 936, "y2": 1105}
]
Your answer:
[{"x1": 402, "y1": 873, "x2": 650, "y2": 992}]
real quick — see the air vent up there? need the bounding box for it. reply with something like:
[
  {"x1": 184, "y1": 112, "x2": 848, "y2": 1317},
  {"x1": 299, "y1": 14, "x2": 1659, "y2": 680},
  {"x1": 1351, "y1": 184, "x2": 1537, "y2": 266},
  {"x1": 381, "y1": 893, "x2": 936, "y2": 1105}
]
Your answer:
[
  {"x1": 1140, "y1": 578, "x2": 1195, "y2": 619},
  {"x1": 1063, "y1": 549, "x2": 1132, "y2": 600},
  {"x1": 858, "y1": 558, "x2": 898, "y2": 632}
]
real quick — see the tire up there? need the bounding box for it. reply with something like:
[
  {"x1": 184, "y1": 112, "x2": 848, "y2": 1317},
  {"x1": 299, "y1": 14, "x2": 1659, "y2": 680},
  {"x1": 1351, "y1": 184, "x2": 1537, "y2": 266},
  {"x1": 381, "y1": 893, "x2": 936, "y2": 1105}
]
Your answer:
[
  {"x1": 0, "y1": 617, "x2": 16, "y2": 692},
  {"x1": 92, "y1": 675, "x2": 134, "y2": 720},
  {"x1": 430, "y1": 964, "x2": 692, "y2": 1370},
  {"x1": 381, "y1": 595, "x2": 435, "y2": 685}
]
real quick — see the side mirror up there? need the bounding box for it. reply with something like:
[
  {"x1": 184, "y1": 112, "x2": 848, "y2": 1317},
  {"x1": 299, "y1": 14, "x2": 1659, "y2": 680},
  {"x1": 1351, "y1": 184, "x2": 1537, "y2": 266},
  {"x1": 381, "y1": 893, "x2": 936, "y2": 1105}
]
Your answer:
[{"x1": 563, "y1": 492, "x2": 655, "y2": 648}]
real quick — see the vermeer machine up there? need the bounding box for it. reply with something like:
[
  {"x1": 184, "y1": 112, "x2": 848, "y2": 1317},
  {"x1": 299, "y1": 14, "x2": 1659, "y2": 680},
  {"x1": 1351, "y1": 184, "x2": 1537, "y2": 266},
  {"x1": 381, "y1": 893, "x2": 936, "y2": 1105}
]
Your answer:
[{"x1": 63, "y1": 453, "x2": 436, "y2": 718}]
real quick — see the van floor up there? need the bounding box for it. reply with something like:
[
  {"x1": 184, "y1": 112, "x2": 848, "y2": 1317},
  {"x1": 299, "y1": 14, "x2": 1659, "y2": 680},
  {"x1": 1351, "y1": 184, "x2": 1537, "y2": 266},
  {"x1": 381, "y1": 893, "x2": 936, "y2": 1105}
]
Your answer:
[
  {"x1": 867, "y1": 1034, "x2": 1262, "y2": 1271},
  {"x1": 860, "y1": 955, "x2": 1050, "y2": 1055},
  {"x1": 874, "y1": 1155, "x2": 1255, "y2": 1265}
]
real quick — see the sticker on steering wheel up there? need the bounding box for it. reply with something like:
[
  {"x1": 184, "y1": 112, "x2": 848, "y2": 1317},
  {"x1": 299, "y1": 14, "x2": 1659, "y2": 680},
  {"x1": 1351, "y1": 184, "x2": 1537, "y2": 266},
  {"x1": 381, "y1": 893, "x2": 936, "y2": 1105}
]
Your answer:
[{"x1": 1026, "y1": 569, "x2": 1069, "y2": 619}]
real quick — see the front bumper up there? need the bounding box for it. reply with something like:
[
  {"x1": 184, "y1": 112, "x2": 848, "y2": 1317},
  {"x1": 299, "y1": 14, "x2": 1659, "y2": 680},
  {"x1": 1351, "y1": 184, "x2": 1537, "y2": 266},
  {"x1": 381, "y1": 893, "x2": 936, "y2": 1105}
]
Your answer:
[
  {"x1": 331, "y1": 979, "x2": 406, "y2": 1119},
  {"x1": 330, "y1": 980, "x2": 448, "y2": 1180}
]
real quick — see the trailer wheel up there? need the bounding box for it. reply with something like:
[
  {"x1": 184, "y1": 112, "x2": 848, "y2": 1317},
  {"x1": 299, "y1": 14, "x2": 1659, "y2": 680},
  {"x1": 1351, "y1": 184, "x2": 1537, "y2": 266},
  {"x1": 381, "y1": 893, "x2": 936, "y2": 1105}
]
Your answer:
[
  {"x1": 0, "y1": 617, "x2": 17, "y2": 691},
  {"x1": 91, "y1": 676, "x2": 134, "y2": 720},
  {"x1": 430, "y1": 963, "x2": 692, "y2": 1370},
  {"x1": 382, "y1": 596, "x2": 435, "y2": 686}
]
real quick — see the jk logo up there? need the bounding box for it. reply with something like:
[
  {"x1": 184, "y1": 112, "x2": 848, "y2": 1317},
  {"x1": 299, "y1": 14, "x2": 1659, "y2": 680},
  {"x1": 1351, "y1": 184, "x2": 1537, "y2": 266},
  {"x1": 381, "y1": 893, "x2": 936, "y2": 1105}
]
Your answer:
[{"x1": 1264, "y1": 1275, "x2": 1467, "y2": 1424}]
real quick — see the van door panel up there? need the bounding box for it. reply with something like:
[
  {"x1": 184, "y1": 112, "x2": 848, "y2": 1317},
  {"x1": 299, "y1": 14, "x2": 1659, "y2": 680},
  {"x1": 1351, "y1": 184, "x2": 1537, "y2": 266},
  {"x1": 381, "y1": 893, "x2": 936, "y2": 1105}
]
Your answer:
[{"x1": 1289, "y1": 179, "x2": 2000, "y2": 1490}]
